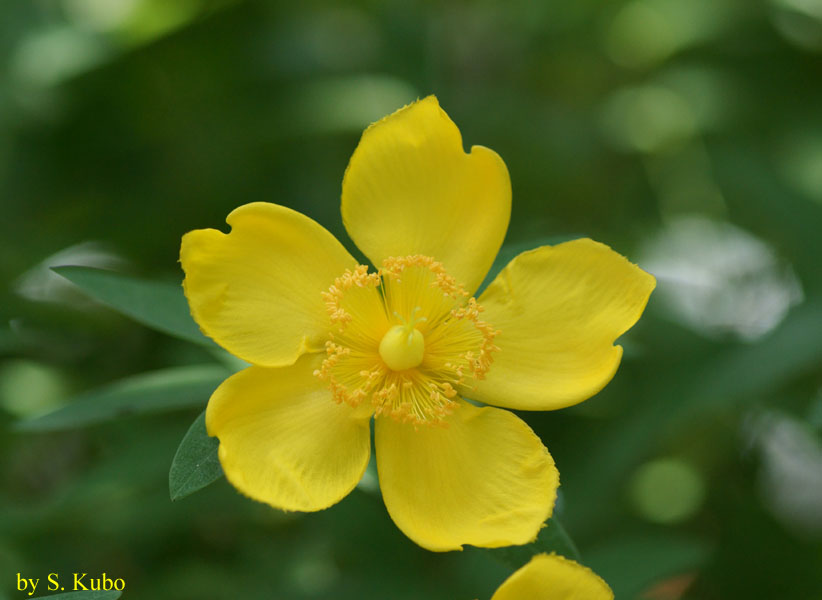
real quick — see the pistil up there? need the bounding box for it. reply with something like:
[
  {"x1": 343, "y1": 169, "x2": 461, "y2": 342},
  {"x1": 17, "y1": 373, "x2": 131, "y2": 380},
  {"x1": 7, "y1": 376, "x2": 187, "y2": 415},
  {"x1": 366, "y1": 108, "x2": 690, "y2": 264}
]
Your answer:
[{"x1": 379, "y1": 308, "x2": 427, "y2": 371}]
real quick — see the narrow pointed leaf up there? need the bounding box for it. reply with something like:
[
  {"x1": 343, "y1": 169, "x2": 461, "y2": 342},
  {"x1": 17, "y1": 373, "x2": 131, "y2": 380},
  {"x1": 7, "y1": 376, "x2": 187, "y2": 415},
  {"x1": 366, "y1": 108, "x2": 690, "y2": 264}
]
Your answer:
[
  {"x1": 52, "y1": 265, "x2": 212, "y2": 346},
  {"x1": 32, "y1": 591, "x2": 122, "y2": 600},
  {"x1": 169, "y1": 410, "x2": 223, "y2": 501},
  {"x1": 15, "y1": 365, "x2": 228, "y2": 432}
]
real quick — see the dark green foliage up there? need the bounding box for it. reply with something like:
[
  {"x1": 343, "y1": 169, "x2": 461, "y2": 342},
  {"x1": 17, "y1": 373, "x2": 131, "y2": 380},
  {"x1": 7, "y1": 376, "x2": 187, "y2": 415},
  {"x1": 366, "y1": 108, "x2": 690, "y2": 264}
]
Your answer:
[
  {"x1": 16, "y1": 366, "x2": 228, "y2": 432},
  {"x1": 169, "y1": 410, "x2": 223, "y2": 501},
  {"x1": 52, "y1": 267, "x2": 213, "y2": 347}
]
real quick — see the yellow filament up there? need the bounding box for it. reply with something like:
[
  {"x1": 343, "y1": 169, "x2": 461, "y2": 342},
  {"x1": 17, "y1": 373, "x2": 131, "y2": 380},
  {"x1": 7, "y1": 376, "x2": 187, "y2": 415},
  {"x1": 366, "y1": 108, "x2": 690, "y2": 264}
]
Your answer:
[{"x1": 314, "y1": 255, "x2": 500, "y2": 426}]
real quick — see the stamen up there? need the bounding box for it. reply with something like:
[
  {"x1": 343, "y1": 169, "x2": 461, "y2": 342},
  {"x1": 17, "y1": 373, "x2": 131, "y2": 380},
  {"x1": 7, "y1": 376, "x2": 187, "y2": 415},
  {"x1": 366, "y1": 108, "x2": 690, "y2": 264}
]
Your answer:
[{"x1": 314, "y1": 256, "x2": 500, "y2": 426}]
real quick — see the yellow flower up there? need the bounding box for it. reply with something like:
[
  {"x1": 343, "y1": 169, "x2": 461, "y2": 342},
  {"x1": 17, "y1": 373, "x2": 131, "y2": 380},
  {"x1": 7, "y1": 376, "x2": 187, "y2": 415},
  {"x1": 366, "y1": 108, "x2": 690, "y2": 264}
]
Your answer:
[
  {"x1": 490, "y1": 554, "x2": 613, "y2": 600},
  {"x1": 179, "y1": 96, "x2": 655, "y2": 552}
]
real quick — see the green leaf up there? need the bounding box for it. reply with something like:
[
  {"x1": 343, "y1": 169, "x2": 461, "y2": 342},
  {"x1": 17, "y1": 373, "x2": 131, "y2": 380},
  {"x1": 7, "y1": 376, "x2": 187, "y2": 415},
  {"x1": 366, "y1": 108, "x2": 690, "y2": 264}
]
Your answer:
[
  {"x1": 32, "y1": 591, "x2": 122, "y2": 600},
  {"x1": 568, "y1": 301, "x2": 822, "y2": 535},
  {"x1": 585, "y1": 534, "x2": 710, "y2": 599},
  {"x1": 169, "y1": 410, "x2": 223, "y2": 501},
  {"x1": 52, "y1": 265, "x2": 213, "y2": 346},
  {"x1": 484, "y1": 517, "x2": 581, "y2": 570},
  {"x1": 15, "y1": 365, "x2": 229, "y2": 432}
]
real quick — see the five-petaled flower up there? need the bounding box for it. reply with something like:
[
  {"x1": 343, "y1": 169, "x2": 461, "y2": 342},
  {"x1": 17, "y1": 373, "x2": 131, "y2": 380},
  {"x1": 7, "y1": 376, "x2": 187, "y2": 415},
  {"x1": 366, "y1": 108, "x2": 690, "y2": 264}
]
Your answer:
[
  {"x1": 489, "y1": 553, "x2": 613, "y2": 600},
  {"x1": 180, "y1": 96, "x2": 655, "y2": 552}
]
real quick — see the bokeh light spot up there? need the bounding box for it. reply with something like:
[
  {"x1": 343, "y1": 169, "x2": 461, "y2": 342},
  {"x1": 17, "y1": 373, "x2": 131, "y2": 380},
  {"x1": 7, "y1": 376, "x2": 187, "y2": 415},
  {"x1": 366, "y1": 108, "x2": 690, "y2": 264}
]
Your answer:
[
  {"x1": 0, "y1": 360, "x2": 69, "y2": 418},
  {"x1": 601, "y1": 85, "x2": 696, "y2": 153},
  {"x1": 630, "y1": 458, "x2": 706, "y2": 524},
  {"x1": 639, "y1": 216, "x2": 804, "y2": 341}
]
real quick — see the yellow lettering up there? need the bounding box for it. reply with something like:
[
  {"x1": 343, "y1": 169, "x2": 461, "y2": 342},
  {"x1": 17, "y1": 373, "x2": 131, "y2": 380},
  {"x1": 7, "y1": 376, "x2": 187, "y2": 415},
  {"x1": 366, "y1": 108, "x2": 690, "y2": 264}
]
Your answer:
[
  {"x1": 73, "y1": 573, "x2": 88, "y2": 591},
  {"x1": 48, "y1": 573, "x2": 59, "y2": 590},
  {"x1": 16, "y1": 573, "x2": 39, "y2": 594}
]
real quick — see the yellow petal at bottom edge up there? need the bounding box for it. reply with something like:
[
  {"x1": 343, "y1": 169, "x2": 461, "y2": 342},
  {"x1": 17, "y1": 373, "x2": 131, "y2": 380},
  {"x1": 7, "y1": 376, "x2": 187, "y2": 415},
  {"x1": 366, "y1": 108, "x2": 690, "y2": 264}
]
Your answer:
[
  {"x1": 491, "y1": 553, "x2": 613, "y2": 600},
  {"x1": 375, "y1": 401, "x2": 558, "y2": 552},
  {"x1": 206, "y1": 353, "x2": 372, "y2": 512},
  {"x1": 472, "y1": 238, "x2": 656, "y2": 411}
]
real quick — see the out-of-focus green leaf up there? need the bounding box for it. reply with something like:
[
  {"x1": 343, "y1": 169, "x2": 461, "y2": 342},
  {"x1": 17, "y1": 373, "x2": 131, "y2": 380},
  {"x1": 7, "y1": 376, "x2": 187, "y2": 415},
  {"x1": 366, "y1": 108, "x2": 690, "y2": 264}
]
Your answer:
[
  {"x1": 51, "y1": 266, "x2": 212, "y2": 346},
  {"x1": 15, "y1": 365, "x2": 228, "y2": 432},
  {"x1": 484, "y1": 517, "x2": 581, "y2": 570},
  {"x1": 691, "y1": 300, "x2": 822, "y2": 413},
  {"x1": 169, "y1": 410, "x2": 223, "y2": 501},
  {"x1": 585, "y1": 534, "x2": 710, "y2": 599},
  {"x1": 32, "y1": 590, "x2": 122, "y2": 600},
  {"x1": 568, "y1": 301, "x2": 822, "y2": 536},
  {"x1": 280, "y1": 75, "x2": 418, "y2": 136}
]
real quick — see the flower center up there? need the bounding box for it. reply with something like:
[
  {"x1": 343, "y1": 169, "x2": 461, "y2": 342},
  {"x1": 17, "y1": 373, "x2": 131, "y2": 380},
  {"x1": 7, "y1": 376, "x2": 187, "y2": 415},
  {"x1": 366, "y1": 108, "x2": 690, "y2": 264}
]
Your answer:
[
  {"x1": 314, "y1": 255, "x2": 500, "y2": 426},
  {"x1": 379, "y1": 308, "x2": 426, "y2": 371}
]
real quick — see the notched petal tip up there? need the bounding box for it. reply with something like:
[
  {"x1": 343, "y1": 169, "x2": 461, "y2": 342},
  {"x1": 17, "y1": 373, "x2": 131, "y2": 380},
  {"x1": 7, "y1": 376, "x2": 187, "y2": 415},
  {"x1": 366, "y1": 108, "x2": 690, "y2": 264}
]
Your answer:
[
  {"x1": 179, "y1": 202, "x2": 356, "y2": 368},
  {"x1": 341, "y1": 97, "x2": 511, "y2": 296},
  {"x1": 473, "y1": 238, "x2": 655, "y2": 411}
]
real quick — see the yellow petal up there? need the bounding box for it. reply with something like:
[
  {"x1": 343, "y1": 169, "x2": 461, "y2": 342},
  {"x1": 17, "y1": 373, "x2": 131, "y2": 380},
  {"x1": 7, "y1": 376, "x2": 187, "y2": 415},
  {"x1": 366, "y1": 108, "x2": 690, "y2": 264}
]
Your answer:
[
  {"x1": 375, "y1": 401, "x2": 558, "y2": 551},
  {"x1": 205, "y1": 353, "x2": 371, "y2": 512},
  {"x1": 181, "y1": 202, "x2": 356, "y2": 367},
  {"x1": 491, "y1": 553, "x2": 613, "y2": 600},
  {"x1": 341, "y1": 96, "x2": 511, "y2": 295},
  {"x1": 472, "y1": 239, "x2": 655, "y2": 411}
]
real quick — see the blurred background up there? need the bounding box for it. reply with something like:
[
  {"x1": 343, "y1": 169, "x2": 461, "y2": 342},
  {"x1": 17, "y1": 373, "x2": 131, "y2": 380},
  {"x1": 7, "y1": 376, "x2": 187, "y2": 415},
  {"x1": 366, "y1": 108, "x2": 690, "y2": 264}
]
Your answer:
[{"x1": 2, "y1": 0, "x2": 822, "y2": 598}]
